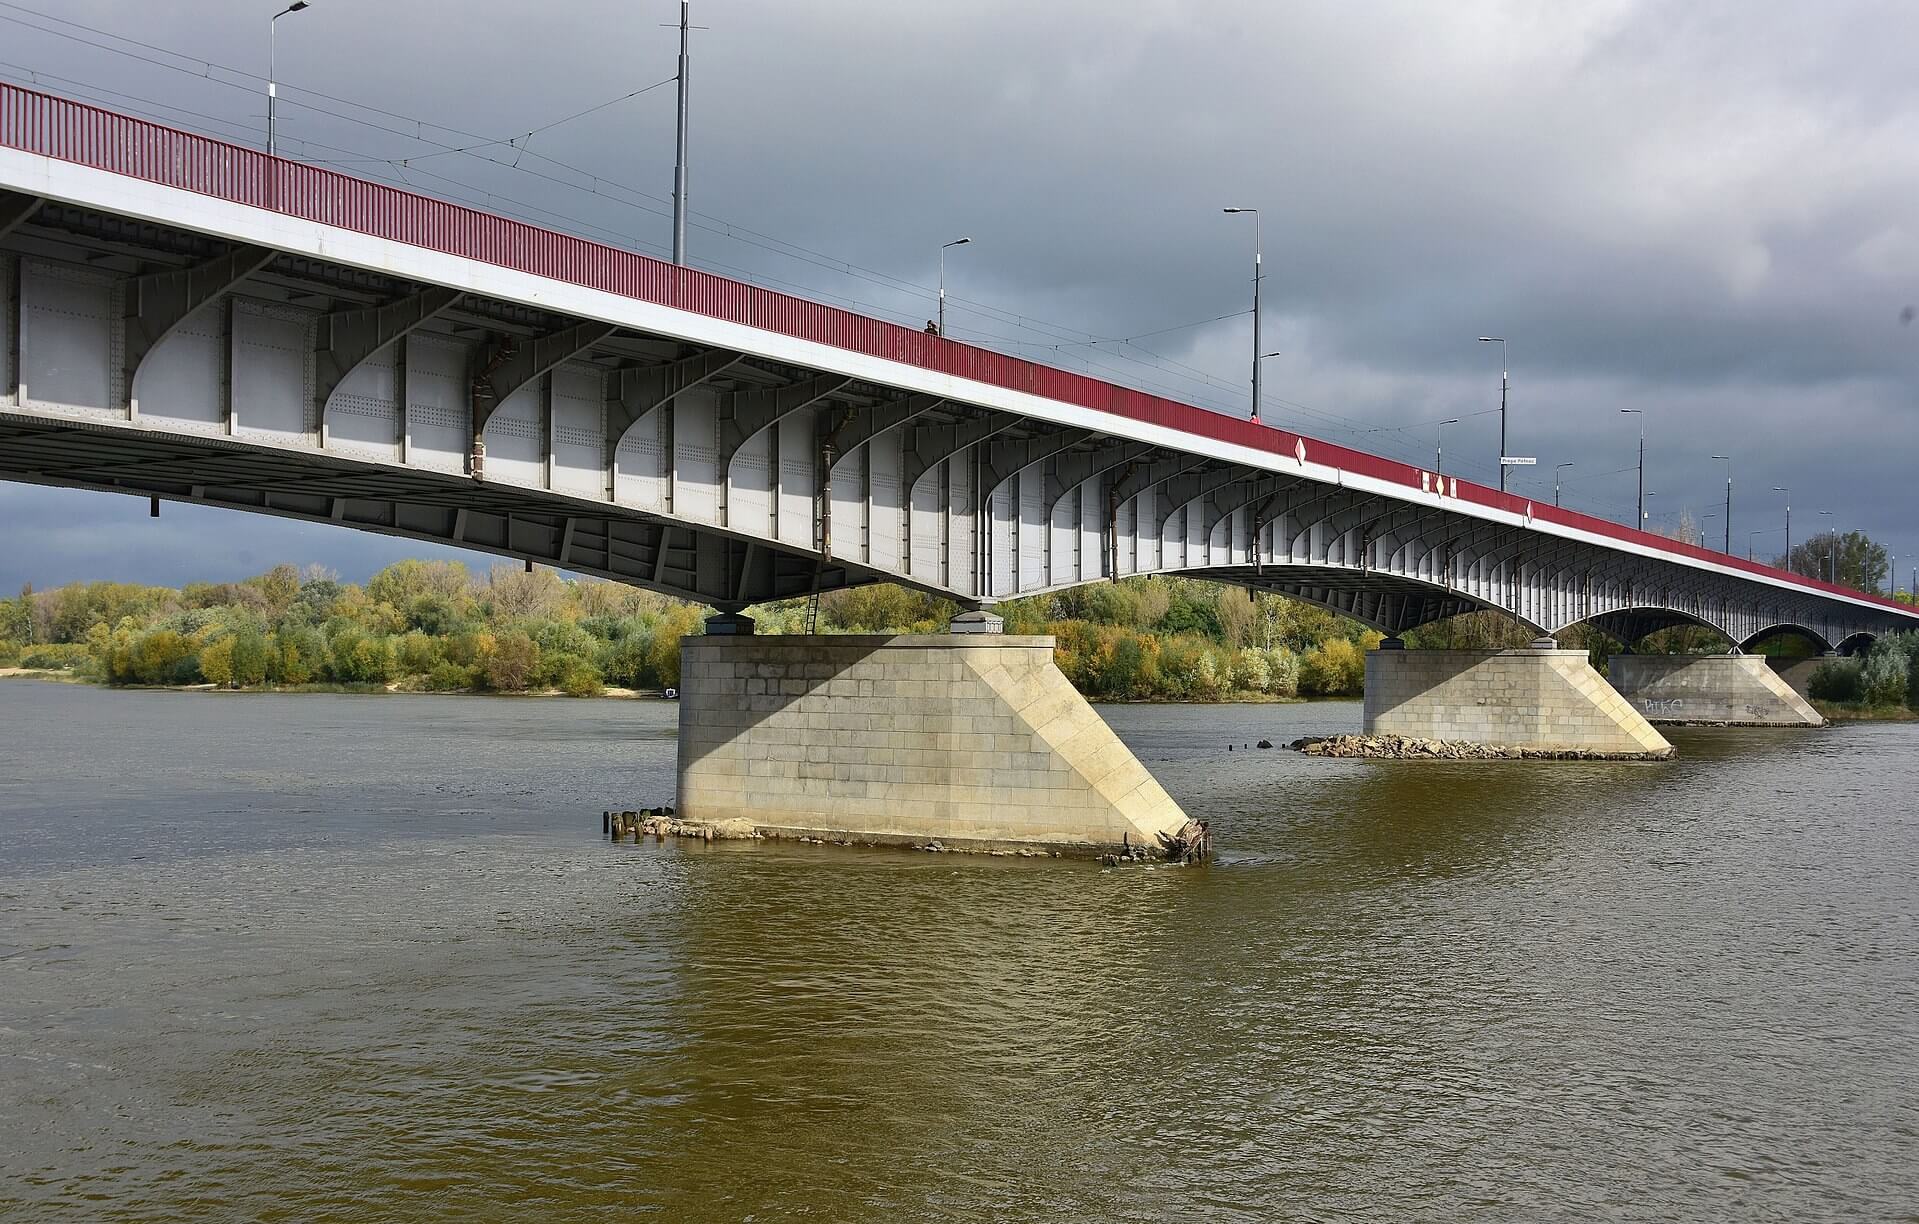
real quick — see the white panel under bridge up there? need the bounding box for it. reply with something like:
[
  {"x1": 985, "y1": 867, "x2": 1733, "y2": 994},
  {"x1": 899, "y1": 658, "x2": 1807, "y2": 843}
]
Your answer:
[{"x1": 3, "y1": 83, "x2": 1916, "y2": 850}]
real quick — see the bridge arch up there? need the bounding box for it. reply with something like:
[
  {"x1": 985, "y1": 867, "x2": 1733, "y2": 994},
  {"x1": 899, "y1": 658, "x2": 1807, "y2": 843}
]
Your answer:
[
  {"x1": 1738, "y1": 622, "x2": 1834, "y2": 656},
  {"x1": 1558, "y1": 605, "x2": 1737, "y2": 651},
  {"x1": 1835, "y1": 631, "x2": 1879, "y2": 657}
]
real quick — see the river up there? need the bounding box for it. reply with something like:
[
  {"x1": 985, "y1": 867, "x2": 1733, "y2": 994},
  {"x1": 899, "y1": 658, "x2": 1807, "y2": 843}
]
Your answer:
[{"x1": 1, "y1": 681, "x2": 1914, "y2": 1221}]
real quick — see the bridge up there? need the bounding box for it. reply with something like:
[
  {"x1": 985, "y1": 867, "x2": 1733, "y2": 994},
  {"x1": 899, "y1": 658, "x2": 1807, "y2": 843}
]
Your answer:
[{"x1": 4, "y1": 82, "x2": 1915, "y2": 855}]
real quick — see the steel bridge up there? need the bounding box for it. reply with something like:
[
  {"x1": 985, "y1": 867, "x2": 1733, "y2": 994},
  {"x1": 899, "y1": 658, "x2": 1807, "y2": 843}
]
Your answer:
[{"x1": 2, "y1": 82, "x2": 1914, "y2": 655}]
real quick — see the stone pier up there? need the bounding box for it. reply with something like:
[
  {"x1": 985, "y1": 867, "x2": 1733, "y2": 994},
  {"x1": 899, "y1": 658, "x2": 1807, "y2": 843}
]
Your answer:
[
  {"x1": 1607, "y1": 653, "x2": 1825, "y2": 726},
  {"x1": 1363, "y1": 644, "x2": 1673, "y2": 757},
  {"x1": 675, "y1": 627, "x2": 1189, "y2": 854}
]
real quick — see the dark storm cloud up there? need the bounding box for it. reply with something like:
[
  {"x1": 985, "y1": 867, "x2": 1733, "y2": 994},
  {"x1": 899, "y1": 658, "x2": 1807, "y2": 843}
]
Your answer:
[{"x1": 1, "y1": 0, "x2": 1914, "y2": 590}]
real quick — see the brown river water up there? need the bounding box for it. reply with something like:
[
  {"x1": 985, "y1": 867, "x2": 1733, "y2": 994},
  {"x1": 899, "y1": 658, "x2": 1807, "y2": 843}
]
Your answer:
[{"x1": 1, "y1": 681, "x2": 1915, "y2": 1221}]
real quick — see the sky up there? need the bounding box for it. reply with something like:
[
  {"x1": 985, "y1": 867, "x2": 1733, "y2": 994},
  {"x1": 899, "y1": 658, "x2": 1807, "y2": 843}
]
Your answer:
[{"x1": 2, "y1": 0, "x2": 1914, "y2": 592}]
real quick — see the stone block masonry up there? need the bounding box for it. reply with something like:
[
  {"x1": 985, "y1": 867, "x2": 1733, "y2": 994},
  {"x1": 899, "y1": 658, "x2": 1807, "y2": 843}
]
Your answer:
[
  {"x1": 1608, "y1": 654, "x2": 1825, "y2": 727},
  {"x1": 1363, "y1": 647, "x2": 1673, "y2": 758},
  {"x1": 676, "y1": 634, "x2": 1189, "y2": 855}
]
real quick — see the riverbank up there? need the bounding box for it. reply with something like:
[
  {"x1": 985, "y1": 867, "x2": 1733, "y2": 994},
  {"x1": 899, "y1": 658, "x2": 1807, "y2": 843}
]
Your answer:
[
  {"x1": 1813, "y1": 700, "x2": 1919, "y2": 722},
  {"x1": 0, "y1": 667, "x2": 1331, "y2": 705},
  {"x1": 0, "y1": 669, "x2": 670, "y2": 701}
]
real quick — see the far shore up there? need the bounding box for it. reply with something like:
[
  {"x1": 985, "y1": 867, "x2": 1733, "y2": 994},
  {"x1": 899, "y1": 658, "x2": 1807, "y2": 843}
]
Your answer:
[{"x1": 0, "y1": 668, "x2": 1326, "y2": 705}]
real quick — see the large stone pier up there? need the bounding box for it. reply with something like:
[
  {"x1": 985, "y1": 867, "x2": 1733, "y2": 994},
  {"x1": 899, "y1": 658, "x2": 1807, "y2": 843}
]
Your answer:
[
  {"x1": 1363, "y1": 644, "x2": 1673, "y2": 757},
  {"x1": 1607, "y1": 653, "x2": 1825, "y2": 726},
  {"x1": 676, "y1": 626, "x2": 1189, "y2": 854}
]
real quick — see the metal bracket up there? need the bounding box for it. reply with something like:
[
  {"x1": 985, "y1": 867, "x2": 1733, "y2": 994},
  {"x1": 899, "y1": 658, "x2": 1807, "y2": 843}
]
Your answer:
[
  {"x1": 0, "y1": 190, "x2": 41, "y2": 243},
  {"x1": 716, "y1": 371, "x2": 853, "y2": 475},
  {"x1": 608, "y1": 346, "x2": 745, "y2": 443},
  {"x1": 314, "y1": 285, "x2": 461, "y2": 430},
  {"x1": 469, "y1": 319, "x2": 618, "y2": 477},
  {"x1": 124, "y1": 242, "x2": 278, "y2": 392}
]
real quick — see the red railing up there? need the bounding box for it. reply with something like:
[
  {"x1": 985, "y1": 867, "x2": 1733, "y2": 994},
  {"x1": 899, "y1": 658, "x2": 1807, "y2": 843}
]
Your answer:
[{"x1": 1, "y1": 79, "x2": 1910, "y2": 616}]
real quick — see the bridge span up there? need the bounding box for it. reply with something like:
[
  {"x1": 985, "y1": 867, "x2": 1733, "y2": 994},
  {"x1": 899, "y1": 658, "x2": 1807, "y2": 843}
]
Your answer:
[{"x1": 3, "y1": 82, "x2": 1914, "y2": 854}]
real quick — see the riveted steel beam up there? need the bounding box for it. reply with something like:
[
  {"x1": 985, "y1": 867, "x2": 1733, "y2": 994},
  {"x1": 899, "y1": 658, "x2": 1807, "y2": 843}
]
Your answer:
[
  {"x1": 123, "y1": 242, "x2": 279, "y2": 405},
  {"x1": 313, "y1": 285, "x2": 462, "y2": 438}
]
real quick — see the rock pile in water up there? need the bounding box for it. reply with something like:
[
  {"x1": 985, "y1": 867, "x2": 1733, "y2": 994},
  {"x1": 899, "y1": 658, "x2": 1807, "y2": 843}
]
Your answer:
[
  {"x1": 1289, "y1": 734, "x2": 1666, "y2": 761},
  {"x1": 605, "y1": 806, "x2": 759, "y2": 842}
]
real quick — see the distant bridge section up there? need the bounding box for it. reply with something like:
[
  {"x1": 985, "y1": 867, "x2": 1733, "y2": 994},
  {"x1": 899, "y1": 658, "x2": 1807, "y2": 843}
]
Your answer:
[{"x1": 2, "y1": 82, "x2": 1915, "y2": 654}]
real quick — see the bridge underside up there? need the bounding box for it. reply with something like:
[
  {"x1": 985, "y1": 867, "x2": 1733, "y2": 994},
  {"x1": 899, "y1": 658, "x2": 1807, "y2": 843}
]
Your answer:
[{"x1": 0, "y1": 410, "x2": 877, "y2": 606}]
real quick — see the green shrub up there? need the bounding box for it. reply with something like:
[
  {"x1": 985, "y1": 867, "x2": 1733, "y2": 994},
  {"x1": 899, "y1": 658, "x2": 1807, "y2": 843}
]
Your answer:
[
  {"x1": 270, "y1": 625, "x2": 327, "y2": 685},
  {"x1": 1299, "y1": 637, "x2": 1365, "y2": 696},
  {"x1": 483, "y1": 632, "x2": 540, "y2": 691},
  {"x1": 17, "y1": 643, "x2": 90, "y2": 671},
  {"x1": 1808, "y1": 660, "x2": 1864, "y2": 703},
  {"x1": 558, "y1": 658, "x2": 605, "y2": 698},
  {"x1": 395, "y1": 630, "x2": 442, "y2": 676},
  {"x1": 1859, "y1": 638, "x2": 1911, "y2": 708},
  {"x1": 424, "y1": 662, "x2": 479, "y2": 691},
  {"x1": 327, "y1": 628, "x2": 396, "y2": 684}
]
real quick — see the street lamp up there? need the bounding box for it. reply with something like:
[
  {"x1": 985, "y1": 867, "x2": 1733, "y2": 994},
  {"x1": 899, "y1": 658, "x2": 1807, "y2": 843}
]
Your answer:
[
  {"x1": 1818, "y1": 510, "x2": 1835, "y2": 584},
  {"x1": 936, "y1": 237, "x2": 971, "y2": 338},
  {"x1": 1224, "y1": 208, "x2": 1263, "y2": 420},
  {"x1": 1773, "y1": 486, "x2": 1790, "y2": 560},
  {"x1": 1553, "y1": 461, "x2": 1574, "y2": 507},
  {"x1": 1478, "y1": 337, "x2": 1509, "y2": 491},
  {"x1": 267, "y1": 2, "x2": 309, "y2": 158},
  {"x1": 1433, "y1": 417, "x2": 1460, "y2": 475},
  {"x1": 1710, "y1": 454, "x2": 1732, "y2": 553},
  {"x1": 1701, "y1": 509, "x2": 1720, "y2": 548},
  {"x1": 1748, "y1": 527, "x2": 1771, "y2": 562},
  {"x1": 1621, "y1": 408, "x2": 1645, "y2": 526}
]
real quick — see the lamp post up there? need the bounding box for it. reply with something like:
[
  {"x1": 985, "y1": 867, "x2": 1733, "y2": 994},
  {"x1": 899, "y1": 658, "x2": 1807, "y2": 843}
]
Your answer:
[
  {"x1": 1434, "y1": 417, "x2": 1460, "y2": 475},
  {"x1": 1622, "y1": 408, "x2": 1645, "y2": 526},
  {"x1": 1553, "y1": 461, "x2": 1574, "y2": 506},
  {"x1": 1478, "y1": 337, "x2": 1509, "y2": 491},
  {"x1": 1818, "y1": 510, "x2": 1835, "y2": 584},
  {"x1": 1224, "y1": 208, "x2": 1263, "y2": 420},
  {"x1": 1748, "y1": 528, "x2": 1769, "y2": 562},
  {"x1": 1773, "y1": 486, "x2": 1790, "y2": 561},
  {"x1": 936, "y1": 237, "x2": 971, "y2": 337},
  {"x1": 1710, "y1": 454, "x2": 1732, "y2": 553},
  {"x1": 1701, "y1": 510, "x2": 1720, "y2": 548},
  {"x1": 267, "y1": 2, "x2": 309, "y2": 158}
]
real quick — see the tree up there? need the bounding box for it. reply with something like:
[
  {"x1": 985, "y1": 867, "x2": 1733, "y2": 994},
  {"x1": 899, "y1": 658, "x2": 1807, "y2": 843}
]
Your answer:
[
  {"x1": 1783, "y1": 530, "x2": 1890, "y2": 594},
  {"x1": 483, "y1": 632, "x2": 540, "y2": 691}
]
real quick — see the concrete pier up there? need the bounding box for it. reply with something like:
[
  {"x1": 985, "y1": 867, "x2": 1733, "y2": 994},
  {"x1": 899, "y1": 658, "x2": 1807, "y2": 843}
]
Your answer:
[
  {"x1": 1608, "y1": 654, "x2": 1825, "y2": 726},
  {"x1": 676, "y1": 631, "x2": 1189, "y2": 854},
  {"x1": 1363, "y1": 646, "x2": 1673, "y2": 757}
]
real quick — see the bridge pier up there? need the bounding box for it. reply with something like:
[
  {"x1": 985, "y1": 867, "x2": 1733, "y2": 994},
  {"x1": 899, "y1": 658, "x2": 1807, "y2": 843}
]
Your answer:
[
  {"x1": 675, "y1": 622, "x2": 1189, "y2": 854},
  {"x1": 1607, "y1": 654, "x2": 1825, "y2": 726},
  {"x1": 1363, "y1": 644, "x2": 1673, "y2": 757}
]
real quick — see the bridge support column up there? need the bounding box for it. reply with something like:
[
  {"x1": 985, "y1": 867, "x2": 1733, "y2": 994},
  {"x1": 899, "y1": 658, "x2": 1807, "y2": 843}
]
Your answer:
[
  {"x1": 1607, "y1": 654, "x2": 1825, "y2": 726},
  {"x1": 676, "y1": 631, "x2": 1189, "y2": 854},
  {"x1": 1363, "y1": 646, "x2": 1673, "y2": 757}
]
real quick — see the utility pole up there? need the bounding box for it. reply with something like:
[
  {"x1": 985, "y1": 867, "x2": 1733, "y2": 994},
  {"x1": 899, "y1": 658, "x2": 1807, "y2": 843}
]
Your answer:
[
  {"x1": 1224, "y1": 208, "x2": 1262, "y2": 420},
  {"x1": 937, "y1": 237, "x2": 971, "y2": 337},
  {"x1": 671, "y1": 0, "x2": 691, "y2": 265},
  {"x1": 1434, "y1": 418, "x2": 1459, "y2": 475},
  {"x1": 1712, "y1": 455, "x2": 1732, "y2": 553},
  {"x1": 1480, "y1": 337, "x2": 1508, "y2": 492},
  {"x1": 1622, "y1": 408, "x2": 1644, "y2": 525},
  {"x1": 1774, "y1": 486, "x2": 1790, "y2": 563}
]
